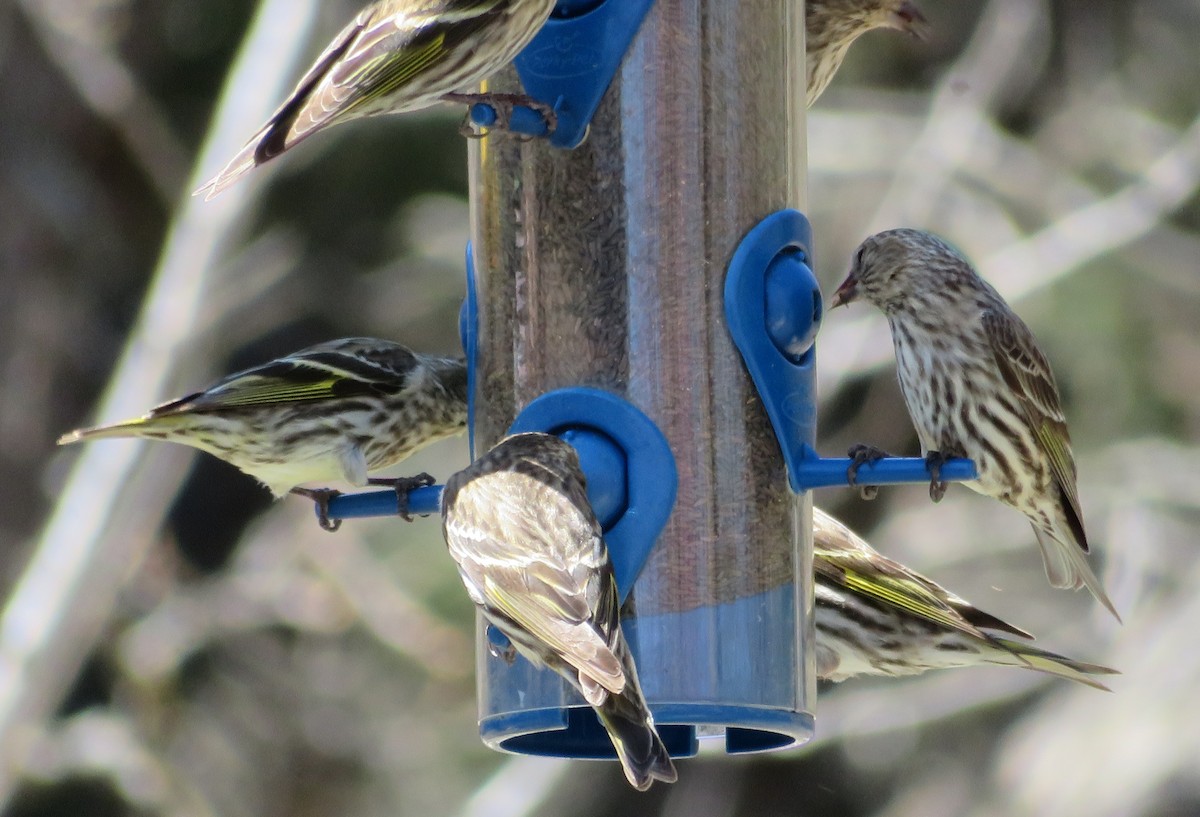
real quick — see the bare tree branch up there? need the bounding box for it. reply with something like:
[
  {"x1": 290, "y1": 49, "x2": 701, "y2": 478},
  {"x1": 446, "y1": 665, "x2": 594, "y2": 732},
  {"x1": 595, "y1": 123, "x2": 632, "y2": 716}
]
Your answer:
[{"x1": 0, "y1": 0, "x2": 319, "y2": 805}]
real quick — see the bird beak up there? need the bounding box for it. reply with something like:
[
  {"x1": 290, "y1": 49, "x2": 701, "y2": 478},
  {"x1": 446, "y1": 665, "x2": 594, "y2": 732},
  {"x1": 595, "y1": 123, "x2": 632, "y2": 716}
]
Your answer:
[
  {"x1": 829, "y1": 273, "x2": 859, "y2": 309},
  {"x1": 891, "y1": 1, "x2": 931, "y2": 40}
]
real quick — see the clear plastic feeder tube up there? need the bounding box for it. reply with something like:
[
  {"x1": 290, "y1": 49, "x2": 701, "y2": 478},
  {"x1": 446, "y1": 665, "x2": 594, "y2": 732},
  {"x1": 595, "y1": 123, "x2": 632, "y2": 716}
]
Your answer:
[{"x1": 468, "y1": 0, "x2": 813, "y2": 757}]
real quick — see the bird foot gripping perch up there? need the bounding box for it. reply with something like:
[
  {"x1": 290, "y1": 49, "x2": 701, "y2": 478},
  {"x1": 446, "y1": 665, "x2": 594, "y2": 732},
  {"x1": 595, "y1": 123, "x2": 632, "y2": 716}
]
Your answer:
[
  {"x1": 291, "y1": 487, "x2": 344, "y2": 532},
  {"x1": 305, "y1": 473, "x2": 437, "y2": 531},
  {"x1": 846, "y1": 443, "x2": 889, "y2": 500},
  {"x1": 366, "y1": 472, "x2": 437, "y2": 520},
  {"x1": 323, "y1": 478, "x2": 443, "y2": 523},
  {"x1": 467, "y1": 0, "x2": 658, "y2": 147},
  {"x1": 845, "y1": 445, "x2": 965, "y2": 503}
]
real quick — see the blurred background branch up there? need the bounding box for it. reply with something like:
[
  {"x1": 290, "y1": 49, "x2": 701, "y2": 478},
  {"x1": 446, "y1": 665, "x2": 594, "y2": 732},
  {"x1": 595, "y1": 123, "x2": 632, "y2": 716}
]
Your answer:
[{"x1": 0, "y1": 0, "x2": 319, "y2": 808}]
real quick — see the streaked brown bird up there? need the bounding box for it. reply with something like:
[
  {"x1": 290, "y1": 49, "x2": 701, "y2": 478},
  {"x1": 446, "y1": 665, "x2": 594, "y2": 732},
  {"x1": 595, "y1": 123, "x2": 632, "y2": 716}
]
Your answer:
[
  {"x1": 812, "y1": 508, "x2": 1117, "y2": 687},
  {"x1": 806, "y1": 0, "x2": 930, "y2": 107},
  {"x1": 441, "y1": 432, "x2": 677, "y2": 791},
  {"x1": 58, "y1": 338, "x2": 466, "y2": 530},
  {"x1": 829, "y1": 228, "x2": 1120, "y2": 620},
  {"x1": 196, "y1": 0, "x2": 557, "y2": 198}
]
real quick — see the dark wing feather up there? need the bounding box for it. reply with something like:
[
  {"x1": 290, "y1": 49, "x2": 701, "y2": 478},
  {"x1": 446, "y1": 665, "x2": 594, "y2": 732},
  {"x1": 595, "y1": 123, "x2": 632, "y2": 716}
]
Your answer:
[
  {"x1": 442, "y1": 463, "x2": 625, "y2": 694},
  {"x1": 981, "y1": 309, "x2": 1087, "y2": 549},
  {"x1": 150, "y1": 339, "x2": 416, "y2": 414},
  {"x1": 255, "y1": 10, "x2": 375, "y2": 160},
  {"x1": 813, "y1": 511, "x2": 1031, "y2": 639},
  {"x1": 291, "y1": 0, "x2": 509, "y2": 140}
]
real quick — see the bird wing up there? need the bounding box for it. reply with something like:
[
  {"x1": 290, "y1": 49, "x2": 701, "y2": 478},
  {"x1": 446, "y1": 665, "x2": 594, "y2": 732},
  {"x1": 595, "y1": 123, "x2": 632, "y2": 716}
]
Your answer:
[
  {"x1": 987, "y1": 637, "x2": 1118, "y2": 691},
  {"x1": 481, "y1": 563, "x2": 626, "y2": 701},
  {"x1": 195, "y1": 0, "x2": 513, "y2": 197},
  {"x1": 981, "y1": 309, "x2": 1087, "y2": 548},
  {"x1": 290, "y1": 0, "x2": 509, "y2": 140},
  {"x1": 813, "y1": 511, "x2": 1030, "y2": 639},
  {"x1": 443, "y1": 470, "x2": 626, "y2": 697},
  {"x1": 287, "y1": 338, "x2": 422, "y2": 392},
  {"x1": 813, "y1": 544, "x2": 985, "y2": 638},
  {"x1": 248, "y1": 9, "x2": 378, "y2": 162},
  {"x1": 149, "y1": 339, "x2": 414, "y2": 414},
  {"x1": 192, "y1": 9, "x2": 374, "y2": 197}
]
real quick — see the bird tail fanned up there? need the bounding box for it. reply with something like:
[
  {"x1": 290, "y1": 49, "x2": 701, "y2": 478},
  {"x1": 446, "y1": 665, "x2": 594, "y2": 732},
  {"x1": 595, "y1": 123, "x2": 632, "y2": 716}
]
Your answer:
[
  {"x1": 1033, "y1": 527, "x2": 1122, "y2": 623},
  {"x1": 990, "y1": 637, "x2": 1119, "y2": 691},
  {"x1": 595, "y1": 689, "x2": 677, "y2": 791}
]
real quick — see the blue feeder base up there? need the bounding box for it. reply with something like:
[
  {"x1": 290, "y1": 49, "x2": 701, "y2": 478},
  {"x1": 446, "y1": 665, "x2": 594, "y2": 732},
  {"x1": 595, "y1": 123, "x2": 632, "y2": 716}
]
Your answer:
[
  {"x1": 482, "y1": 704, "x2": 814, "y2": 759},
  {"x1": 477, "y1": 584, "x2": 814, "y2": 759}
]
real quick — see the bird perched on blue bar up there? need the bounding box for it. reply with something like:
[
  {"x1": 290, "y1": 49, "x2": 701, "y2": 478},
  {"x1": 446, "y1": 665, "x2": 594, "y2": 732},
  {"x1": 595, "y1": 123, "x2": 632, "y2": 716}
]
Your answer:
[
  {"x1": 196, "y1": 0, "x2": 557, "y2": 198},
  {"x1": 829, "y1": 228, "x2": 1120, "y2": 620},
  {"x1": 58, "y1": 338, "x2": 466, "y2": 531}
]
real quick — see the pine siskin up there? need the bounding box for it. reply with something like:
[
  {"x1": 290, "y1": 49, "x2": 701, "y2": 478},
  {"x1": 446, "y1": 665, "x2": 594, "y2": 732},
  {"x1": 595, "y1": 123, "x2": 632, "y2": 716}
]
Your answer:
[
  {"x1": 195, "y1": 0, "x2": 557, "y2": 199},
  {"x1": 441, "y1": 432, "x2": 677, "y2": 791},
  {"x1": 829, "y1": 228, "x2": 1120, "y2": 620},
  {"x1": 58, "y1": 338, "x2": 466, "y2": 530},
  {"x1": 806, "y1": 0, "x2": 929, "y2": 107},
  {"x1": 812, "y1": 509, "x2": 1117, "y2": 687}
]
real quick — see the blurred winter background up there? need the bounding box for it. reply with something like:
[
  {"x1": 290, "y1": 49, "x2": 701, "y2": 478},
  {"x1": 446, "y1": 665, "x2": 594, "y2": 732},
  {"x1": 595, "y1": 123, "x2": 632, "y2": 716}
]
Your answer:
[{"x1": 1, "y1": 0, "x2": 1198, "y2": 815}]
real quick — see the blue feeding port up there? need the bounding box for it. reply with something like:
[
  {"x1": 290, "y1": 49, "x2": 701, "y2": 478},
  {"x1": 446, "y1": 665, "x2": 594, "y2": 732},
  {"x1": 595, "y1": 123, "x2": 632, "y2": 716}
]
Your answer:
[
  {"x1": 320, "y1": 395, "x2": 648, "y2": 532},
  {"x1": 468, "y1": 102, "x2": 553, "y2": 139},
  {"x1": 726, "y1": 210, "x2": 977, "y2": 495},
  {"x1": 725, "y1": 210, "x2": 821, "y2": 493},
  {"x1": 469, "y1": 0, "x2": 657, "y2": 147}
]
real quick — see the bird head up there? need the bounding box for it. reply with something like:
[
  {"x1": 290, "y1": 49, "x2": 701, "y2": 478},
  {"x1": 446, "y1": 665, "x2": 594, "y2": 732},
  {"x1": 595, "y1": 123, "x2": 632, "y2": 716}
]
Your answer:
[
  {"x1": 830, "y1": 228, "x2": 918, "y2": 310},
  {"x1": 831, "y1": 228, "x2": 974, "y2": 313}
]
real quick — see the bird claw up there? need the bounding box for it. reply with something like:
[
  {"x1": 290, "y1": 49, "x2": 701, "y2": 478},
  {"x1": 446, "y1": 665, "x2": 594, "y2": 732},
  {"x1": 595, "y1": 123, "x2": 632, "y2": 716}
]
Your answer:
[
  {"x1": 457, "y1": 112, "x2": 484, "y2": 139},
  {"x1": 925, "y1": 451, "x2": 950, "y2": 503},
  {"x1": 291, "y1": 487, "x2": 344, "y2": 533},
  {"x1": 846, "y1": 443, "x2": 890, "y2": 500},
  {"x1": 369, "y1": 473, "x2": 436, "y2": 521}
]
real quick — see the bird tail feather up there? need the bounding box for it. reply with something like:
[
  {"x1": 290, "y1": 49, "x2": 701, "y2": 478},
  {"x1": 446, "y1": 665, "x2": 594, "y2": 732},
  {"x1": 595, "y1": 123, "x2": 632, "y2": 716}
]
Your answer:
[
  {"x1": 56, "y1": 415, "x2": 162, "y2": 445},
  {"x1": 595, "y1": 689, "x2": 676, "y2": 791},
  {"x1": 193, "y1": 127, "x2": 270, "y2": 200},
  {"x1": 1033, "y1": 526, "x2": 1121, "y2": 622},
  {"x1": 989, "y1": 637, "x2": 1118, "y2": 691}
]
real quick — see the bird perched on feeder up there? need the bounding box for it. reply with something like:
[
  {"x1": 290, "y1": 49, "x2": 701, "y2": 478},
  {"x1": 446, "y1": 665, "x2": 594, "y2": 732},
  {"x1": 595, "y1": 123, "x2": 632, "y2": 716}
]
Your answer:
[
  {"x1": 812, "y1": 508, "x2": 1117, "y2": 687},
  {"x1": 441, "y1": 432, "x2": 677, "y2": 791},
  {"x1": 828, "y1": 228, "x2": 1120, "y2": 620},
  {"x1": 805, "y1": 0, "x2": 930, "y2": 107},
  {"x1": 57, "y1": 338, "x2": 466, "y2": 531},
  {"x1": 195, "y1": 0, "x2": 557, "y2": 198}
]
